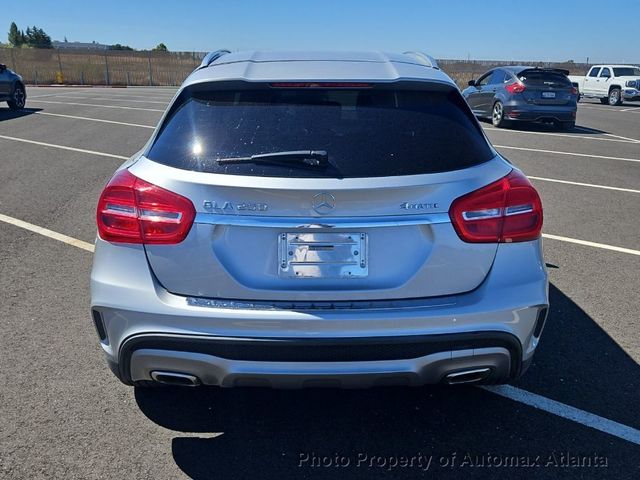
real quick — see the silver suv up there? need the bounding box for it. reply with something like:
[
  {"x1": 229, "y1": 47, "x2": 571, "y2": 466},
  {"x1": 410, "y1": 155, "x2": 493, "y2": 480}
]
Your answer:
[{"x1": 91, "y1": 50, "x2": 549, "y2": 388}]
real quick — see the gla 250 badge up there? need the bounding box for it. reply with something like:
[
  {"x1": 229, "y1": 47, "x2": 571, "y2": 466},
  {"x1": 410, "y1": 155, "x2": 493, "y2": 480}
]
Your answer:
[{"x1": 203, "y1": 200, "x2": 269, "y2": 212}]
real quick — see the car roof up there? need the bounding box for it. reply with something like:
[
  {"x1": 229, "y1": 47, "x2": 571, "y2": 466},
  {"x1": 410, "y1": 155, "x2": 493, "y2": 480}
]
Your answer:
[
  {"x1": 595, "y1": 64, "x2": 640, "y2": 68},
  {"x1": 182, "y1": 50, "x2": 455, "y2": 87}
]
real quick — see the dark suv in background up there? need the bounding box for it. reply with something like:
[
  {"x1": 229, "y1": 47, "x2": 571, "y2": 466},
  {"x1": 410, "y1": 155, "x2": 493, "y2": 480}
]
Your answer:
[
  {"x1": 462, "y1": 66, "x2": 577, "y2": 130},
  {"x1": 0, "y1": 64, "x2": 26, "y2": 110}
]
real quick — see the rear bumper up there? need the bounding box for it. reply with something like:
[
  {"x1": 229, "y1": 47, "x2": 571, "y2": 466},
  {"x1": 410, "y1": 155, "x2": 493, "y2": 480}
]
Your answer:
[
  {"x1": 90, "y1": 238, "x2": 549, "y2": 387},
  {"x1": 123, "y1": 334, "x2": 519, "y2": 387},
  {"x1": 503, "y1": 103, "x2": 576, "y2": 122}
]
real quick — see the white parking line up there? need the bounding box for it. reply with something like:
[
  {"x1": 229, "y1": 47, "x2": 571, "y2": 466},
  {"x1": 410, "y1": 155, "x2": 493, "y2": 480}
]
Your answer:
[
  {"x1": 528, "y1": 176, "x2": 640, "y2": 194},
  {"x1": 574, "y1": 126, "x2": 640, "y2": 143},
  {"x1": 0, "y1": 213, "x2": 94, "y2": 252},
  {"x1": 484, "y1": 126, "x2": 640, "y2": 144},
  {"x1": 481, "y1": 385, "x2": 640, "y2": 446},
  {"x1": 580, "y1": 105, "x2": 640, "y2": 113},
  {"x1": 86, "y1": 97, "x2": 170, "y2": 105},
  {"x1": 27, "y1": 99, "x2": 164, "y2": 112},
  {"x1": 34, "y1": 111, "x2": 155, "y2": 129},
  {"x1": 494, "y1": 145, "x2": 640, "y2": 163},
  {"x1": 543, "y1": 233, "x2": 640, "y2": 256},
  {"x1": 0, "y1": 134, "x2": 128, "y2": 160},
  {"x1": 28, "y1": 90, "x2": 93, "y2": 98}
]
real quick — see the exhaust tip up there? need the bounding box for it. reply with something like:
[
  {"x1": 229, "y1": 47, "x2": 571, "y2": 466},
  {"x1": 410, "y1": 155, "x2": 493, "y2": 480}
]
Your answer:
[
  {"x1": 150, "y1": 371, "x2": 201, "y2": 387},
  {"x1": 444, "y1": 367, "x2": 491, "y2": 385}
]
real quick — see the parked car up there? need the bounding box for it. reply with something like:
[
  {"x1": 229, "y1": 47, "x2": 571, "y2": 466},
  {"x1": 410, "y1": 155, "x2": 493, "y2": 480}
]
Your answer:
[
  {"x1": 462, "y1": 66, "x2": 577, "y2": 130},
  {"x1": 91, "y1": 50, "x2": 548, "y2": 389},
  {"x1": 569, "y1": 65, "x2": 640, "y2": 105},
  {"x1": 0, "y1": 64, "x2": 26, "y2": 110}
]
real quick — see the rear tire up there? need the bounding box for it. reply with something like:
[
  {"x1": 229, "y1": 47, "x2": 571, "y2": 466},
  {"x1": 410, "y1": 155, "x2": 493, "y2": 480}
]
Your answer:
[
  {"x1": 608, "y1": 88, "x2": 622, "y2": 106},
  {"x1": 491, "y1": 101, "x2": 507, "y2": 128},
  {"x1": 7, "y1": 83, "x2": 26, "y2": 110}
]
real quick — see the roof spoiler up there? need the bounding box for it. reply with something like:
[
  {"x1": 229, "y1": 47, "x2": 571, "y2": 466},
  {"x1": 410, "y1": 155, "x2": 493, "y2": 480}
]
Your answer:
[
  {"x1": 522, "y1": 67, "x2": 570, "y2": 76},
  {"x1": 403, "y1": 51, "x2": 439, "y2": 69},
  {"x1": 196, "y1": 50, "x2": 231, "y2": 70}
]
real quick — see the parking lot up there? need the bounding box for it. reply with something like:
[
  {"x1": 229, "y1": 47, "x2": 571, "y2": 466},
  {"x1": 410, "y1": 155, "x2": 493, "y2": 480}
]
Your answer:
[{"x1": 0, "y1": 87, "x2": 638, "y2": 479}]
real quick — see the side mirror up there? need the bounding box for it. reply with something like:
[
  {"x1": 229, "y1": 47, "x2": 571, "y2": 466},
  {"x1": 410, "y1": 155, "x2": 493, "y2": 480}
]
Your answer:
[
  {"x1": 468, "y1": 79, "x2": 476, "y2": 87},
  {"x1": 0, "y1": 64, "x2": 7, "y2": 73}
]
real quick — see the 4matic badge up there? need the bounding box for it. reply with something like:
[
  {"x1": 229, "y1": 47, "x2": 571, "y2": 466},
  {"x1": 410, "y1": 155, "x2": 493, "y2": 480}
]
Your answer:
[{"x1": 400, "y1": 202, "x2": 439, "y2": 210}]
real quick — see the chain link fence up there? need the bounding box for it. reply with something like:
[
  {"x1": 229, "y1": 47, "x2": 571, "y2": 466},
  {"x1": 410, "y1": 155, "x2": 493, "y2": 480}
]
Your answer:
[
  {"x1": 0, "y1": 48, "x2": 595, "y2": 87},
  {"x1": 0, "y1": 48, "x2": 206, "y2": 86}
]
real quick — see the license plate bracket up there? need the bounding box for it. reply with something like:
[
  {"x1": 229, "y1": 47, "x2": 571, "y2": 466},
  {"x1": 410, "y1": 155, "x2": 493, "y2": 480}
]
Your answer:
[{"x1": 278, "y1": 232, "x2": 368, "y2": 278}]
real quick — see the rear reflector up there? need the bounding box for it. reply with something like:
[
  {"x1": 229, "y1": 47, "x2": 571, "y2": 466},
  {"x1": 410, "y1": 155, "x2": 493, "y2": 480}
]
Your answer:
[
  {"x1": 449, "y1": 170, "x2": 543, "y2": 243},
  {"x1": 269, "y1": 82, "x2": 371, "y2": 88},
  {"x1": 506, "y1": 82, "x2": 526, "y2": 94},
  {"x1": 96, "y1": 170, "x2": 195, "y2": 244},
  {"x1": 92, "y1": 309, "x2": 108, "y2": 342}
]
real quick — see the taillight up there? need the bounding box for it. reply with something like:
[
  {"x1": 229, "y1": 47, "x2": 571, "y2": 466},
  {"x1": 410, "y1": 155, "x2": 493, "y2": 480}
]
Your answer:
[
  {"x1": 571, "y1": 86, "x2": 578, "y2": 95},
  {"x1": 506, "y1": 82, "x2": 526, "y2": 94},
  {"x1": 449, "y1": 170, "x2": 542, "y2": 243},
  {"x1": 97, "y1": 170, "x2": 195, "y2": 244}
]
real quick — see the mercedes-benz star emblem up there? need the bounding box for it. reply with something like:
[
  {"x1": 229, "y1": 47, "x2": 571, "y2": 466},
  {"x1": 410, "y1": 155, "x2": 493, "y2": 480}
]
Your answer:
[{"x1": 312, "y1": 192, "x2": 335, "y2": 214}]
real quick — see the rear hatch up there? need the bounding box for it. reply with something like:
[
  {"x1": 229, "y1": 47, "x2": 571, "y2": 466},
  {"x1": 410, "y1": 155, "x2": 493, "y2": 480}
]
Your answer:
[
  {"x1": 135, "y1": 82, "x2": 510, "y2": 302},
  {"x1": 517, "y1": 69, "x2": 575, "y2": 106}
]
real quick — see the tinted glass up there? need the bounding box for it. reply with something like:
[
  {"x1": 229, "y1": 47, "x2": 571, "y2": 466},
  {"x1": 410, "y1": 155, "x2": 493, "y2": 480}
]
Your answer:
[
  {"x1": 600, "y1": 68, "x2": 611, "y2": 78},
  {"x1": 518, "y1": 70, "x2": 571, "y2": 88},
  {"x1": 147, "y1": 87, "x2": 494, "y2": 178},
  {"x1": 477, "y1": 73, "x2": 492, "y2": 86},
  {"x1": 588, "y1": 68, "x2": 600, "y2": 77},
  {"x1": 612, "y1": 67, "x2": 640, "y2": 76},
  {"x1": 489, "y1": 70, "x2": 508, "y2": 84}
]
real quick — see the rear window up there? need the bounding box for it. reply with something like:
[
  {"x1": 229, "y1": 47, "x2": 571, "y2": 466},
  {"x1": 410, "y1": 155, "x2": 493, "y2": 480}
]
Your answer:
[
  {"x1": 146, "y1": 86, "x2": 494, "y2": 178},
  {"x1": 612, "y1": 67, "x2": 640, "y2": 76},
  {"x1": 518, "y1": 70, "x2": 571, "y2": 88}
]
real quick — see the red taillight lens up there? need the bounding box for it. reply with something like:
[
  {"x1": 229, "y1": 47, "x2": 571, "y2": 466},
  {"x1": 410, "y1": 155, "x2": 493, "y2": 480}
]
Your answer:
[
  {"x1": 449, "y1": 170, "x2": 543, "y2": 243},
  {"x1": 506, "y1": 82, "x2": 526, "y2": 94},
  {"x1": 571, "y1": 86, "x2": 578, "y2": 95},
  {"x1": 97, "y1": 170, "x2": 195, "y2": 244}
]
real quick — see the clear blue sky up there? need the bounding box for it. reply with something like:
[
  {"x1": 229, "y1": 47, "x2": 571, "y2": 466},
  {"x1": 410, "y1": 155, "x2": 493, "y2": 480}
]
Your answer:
[{"x1": 4, "y1": 0, "x2": 639, "y2": 63}]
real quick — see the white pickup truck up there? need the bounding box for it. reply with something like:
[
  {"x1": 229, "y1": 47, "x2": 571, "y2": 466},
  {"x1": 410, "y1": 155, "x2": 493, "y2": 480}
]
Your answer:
[{"x1": 569, "y1": 65, "x2": 640, "y2": 105}]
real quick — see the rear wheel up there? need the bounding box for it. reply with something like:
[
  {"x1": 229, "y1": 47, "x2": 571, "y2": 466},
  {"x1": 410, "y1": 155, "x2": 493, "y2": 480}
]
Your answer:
[
  {"x1": 7, "y1": 83, "x2": 26, "y2": 110},
  {"x1": 608, "y1": 88, "x2": 622, "y2": 106},
  {"x1": 491, "y1": 101, "x2": 507, "y2": 128}
]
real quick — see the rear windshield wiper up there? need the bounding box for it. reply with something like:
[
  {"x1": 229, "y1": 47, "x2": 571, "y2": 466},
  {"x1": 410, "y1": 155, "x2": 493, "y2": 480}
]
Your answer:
[{"x1": 216, "y1": 150, "x2": 328, "y2": 167}]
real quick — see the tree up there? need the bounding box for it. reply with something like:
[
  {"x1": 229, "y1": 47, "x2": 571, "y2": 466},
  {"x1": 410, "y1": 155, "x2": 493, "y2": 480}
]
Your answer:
[
  {"x1": 10, "y1": 23, "x2": 52, "y2": 48},
  {"x1": 109, "y1": 43, "x2": 134, "y2": 51},
  {"x1": 152, "y1": 43, "x2": 168, "y2": 52},
  {"x1": 8, "y1": 22, "x2": 22, "y2": 47},
  {"x1": 29, "y1": 26, "x2": 52, "y2": 48}
]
